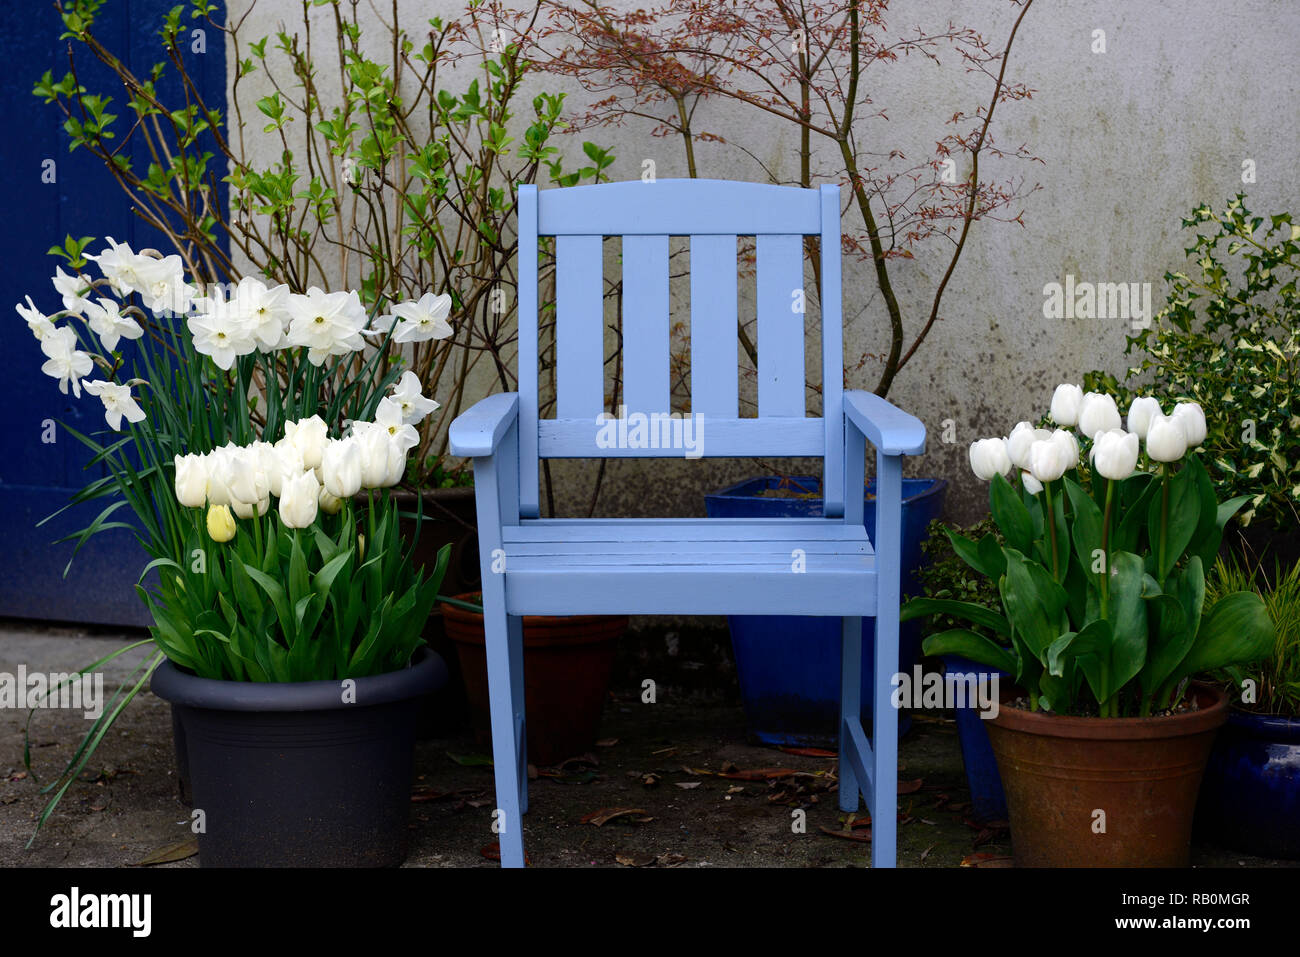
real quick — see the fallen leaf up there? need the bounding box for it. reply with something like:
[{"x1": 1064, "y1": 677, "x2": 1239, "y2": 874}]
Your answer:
[
  {"x1": 726, "y1": 786, "x2": 745, "y2": 795},
  {"x1": 898, "y1": 778, "x2": 923, "y2": 795},
  {"x1": 582, "y1": 807, "x2": 651, "y2": 827},
  {"x1": 719, "y1": 767, "x2": 797, "y2": 781},
  {"x1": 447, "y1": 752, "x2": 493, "y2": 767},
  {"x1": 641, "y1": 773, "x2": 660, "y2": 787},
  {"x1": 818, "y1": 825, "x2": 872, "y2": 843},
  {"x1": 961, "y1": 853, "x2": 1013, "y2": 868},
  {"x1": 656, "y1": 852, "x2": 687, "y2": 867},
  {"x1": 651, "y1": 746, "x2": 677, "y2": 756},
  {"x1": 674, "y1": 781, "x2": 701, "y2": 790},
  {"x1": 135, "y1": 839, "x2": 198, "y2": 866},
  {"x1": 920, "y1": 844, "x2": 935, "y2": 862},
  {"x1": 480, "y1": 843, "x2": 532, "y2": 864},
  {"x1": 410, "y1": 787, "x2": 449, "y2": 803},
  {"x1": 778, "y1": 746, "x2": 837, "y2": 757},
  {"x1": 595, "y1": 738, "x2": 619, "y2": 748},
  {"x1": 616, "y1": 852, "x2": 657, "y2": 867}
]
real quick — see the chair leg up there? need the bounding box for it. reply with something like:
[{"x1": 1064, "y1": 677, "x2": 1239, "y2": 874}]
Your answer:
[
  {"x1": 484, "y1": 603, "x2": 527, "y2": 867},
  {"x1": 838, "y1": 616, "x2": 862, "y2": 813},
  {"x1": 871, "y1": 452, "x2": 903, "y2": 869}
]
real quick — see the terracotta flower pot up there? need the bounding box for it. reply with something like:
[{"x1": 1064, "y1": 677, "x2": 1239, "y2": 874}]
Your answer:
[
  {"x1": 440, "y1": 593, "x2": 626, "y2": 766},
  {"x1": 986, "y1": 683, "x2": 1229, "y2": 867}
]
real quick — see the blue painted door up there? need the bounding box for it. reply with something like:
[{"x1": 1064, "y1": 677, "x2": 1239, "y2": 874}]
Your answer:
[{"x1": 0, "y1": 2, "x2": 226, "y2": 626}]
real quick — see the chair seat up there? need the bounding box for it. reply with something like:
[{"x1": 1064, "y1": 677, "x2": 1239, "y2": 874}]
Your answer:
[{"x1": 500, "y1": 518, "x2": 877, "y2": 616}]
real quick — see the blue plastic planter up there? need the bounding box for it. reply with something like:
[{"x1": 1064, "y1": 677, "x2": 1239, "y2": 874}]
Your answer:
[
  {"x1": 1195, "y1": 710, "x2": 1300, "y2": 859},
  {"x1": 704, "y1": 475, "x2": 947, "y2": 746},
  {"x1": 941, "y1": 655, "x2": 1008, "y2": 823}
]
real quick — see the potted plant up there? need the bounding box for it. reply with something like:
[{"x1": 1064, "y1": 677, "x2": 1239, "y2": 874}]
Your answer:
[
  {"x1": 1195, "y1": 556, "x2": 1300, "y2": 859},
  {"x1": 909, "y1": 517, "x2": 1008, "y2": 824},
  {"x1": 439, "y1": 594, "x2": 627, "y2": 766},
  {"x1": 910, "y1": 382, "x2": 1275, "y2": 867},
  {"x1": 18, "y1": 234, "x2": 453, "y2": 864},
  {"x1": 704, "y1": 474, "x2": 947, "y2": 744}
]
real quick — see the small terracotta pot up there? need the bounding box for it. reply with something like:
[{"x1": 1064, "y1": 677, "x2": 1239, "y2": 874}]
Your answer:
[
  {"x1": 986, "y1": 683, "x2": 1228, "y2": 867},
  {"x1": 440, "y1": 593, "x2": 626, "y2": 766}
]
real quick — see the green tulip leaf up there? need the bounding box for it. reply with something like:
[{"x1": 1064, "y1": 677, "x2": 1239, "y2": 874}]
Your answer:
[
  {"x1": 999, "y1": 547, "x2": 1069, "y2": 659},
  {"x1": 1162, "y1": 591, "x2": 1275, "y2": 697},
  {"x1": 1146, "y1": 465, "x2": 1200, "y2": 582},
  {"x1": 921, "y1": 629, "x2": 1017, "y2": 675},
  {"x1": 901, "y1": 597, "x2": 1010, "y2": 636},
  {"x1": 990, "y1": 473, "x2": 1034, "y2": 557},
  {"x1": 1103, "y1": 550, "x2": 1149, "y2": 694}
]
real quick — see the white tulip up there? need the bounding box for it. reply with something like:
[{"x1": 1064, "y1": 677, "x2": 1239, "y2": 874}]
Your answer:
[
  {"x1": 969, "y1": 438, "x2": 1012, "y2": 481},
  {"x1": 1021, "y1": 471, "x2": 1043, "y2": 495},
  {"x1": 1049, "y1": 383, "x2": 1084, "y2": 427},
  {"x1": 1145, "y1": 414, "x2": 1189, "y2": 463},
  {"x1": 278, "y1": 469, "x2": 320, "y2": 528},
  {"x1": 318, "y1": 487, "x2": 344, "y2": 515},
  {"x1": 1029, "y1": 436, "x2": 1074, "y2": 483},
  {"x1": 1076, "y1": 392, "x2": 1122, "y2": 439},
  {"x1": 283, "y1": 415, "x2": 329, "y2": 470},
  {"x1": 1048, "y1": 428, "x2": 1079, "y2": 465},
  {"x1": 173, "y1": 454, "x2": 208, "y2": 508},
  {"x1": 1126, "y1": 396, "x2": 1163, "y2": 440},
  {"x1": 1006, "y1": 422, "x2": 1052, "y2": 470},
  {"x1": 231, "y1": 496, "x2": 270, "y2": 519},
  {"x1": 321, "y1": 437, "x2": 363, "y2": 499},
  {"x1": 1171, "y1": 402, "x2": 1207, "y2": 447},
  {"x1": 203, "y1": 448, "x2": 234, "y2": 507},
  {"x1": 267, "y1": 440, "x2": 305, "y2": 497},
  {"x1": 227, "y1": 448, "x2": 270, "y2": 506},
  {"x1": 1091, "y1": 428, "x2": 1140, "y2": 481},
  {"x1": 353, "y1": 424, "x2": 396, "y2": 488}
]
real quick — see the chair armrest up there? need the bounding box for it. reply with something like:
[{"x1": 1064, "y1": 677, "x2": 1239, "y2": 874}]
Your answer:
[
  {"x1": 843, "y1": 390, "x2": 926, "y2": 455},
  {"x1": 449, "y1": 393, "x2": 520, "y2": 457}
]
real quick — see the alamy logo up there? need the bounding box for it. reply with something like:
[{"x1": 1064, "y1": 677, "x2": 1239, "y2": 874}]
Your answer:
[
  {"x1": 891, "y1": 666, "x2": 1000, "y2": 719},
  {"x1": 1042, "y1": 274, "x2": 1152, "y2": 330},
  {"x1": 49, "y1": 887, "x2": 151, "y2": 937},
  {"x1": 595, "y1": 406, "x2": 704, "y2": 458},
  {"x1": 0, "y1": 667, "x2": 103, "y2": 719}
]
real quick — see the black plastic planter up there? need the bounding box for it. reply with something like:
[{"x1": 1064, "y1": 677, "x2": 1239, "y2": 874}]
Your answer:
[{"x1": 152, "y1": 648, "x2": 447, "y2": 868}]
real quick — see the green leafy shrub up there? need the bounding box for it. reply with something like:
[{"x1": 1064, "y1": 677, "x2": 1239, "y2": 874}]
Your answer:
[
  {"x1": 1086, "y1": 196, "x2": 1300, "y2": 532},
  {"x1": 914, "y1": 517, "x2": 1003, "y2": 640}
]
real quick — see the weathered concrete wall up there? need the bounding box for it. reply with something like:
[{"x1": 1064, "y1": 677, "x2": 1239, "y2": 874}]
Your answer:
[{"x1": 226, "y1": 0, "x2": 1300, "y2": 522}]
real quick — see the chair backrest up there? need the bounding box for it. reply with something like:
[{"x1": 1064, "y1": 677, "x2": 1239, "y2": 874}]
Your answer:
[{"x1": 515, "y1": 179, "x2": 844, "y2": 518}]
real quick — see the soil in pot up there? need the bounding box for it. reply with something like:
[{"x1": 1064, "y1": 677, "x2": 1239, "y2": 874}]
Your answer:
[
  {"x1": 1195, "y1": 708, "x2": 1300, "y2": 859},
  {"x1": 440, "y1": 593, "x2": 625, "y2": 766},
  {"x1": 986, "y1": 683, "x2": 1228, "y2": 867},
  {"x1": 154, "y1": 648, "x2": 447, "y2": 868}
]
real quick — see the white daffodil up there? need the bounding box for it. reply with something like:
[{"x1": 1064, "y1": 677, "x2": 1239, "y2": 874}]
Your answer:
[
  {"x1": 82, "y1": 380, "x2": 146, "y2": 431},
  {"x1": 16, "y1": 296, "x2": 57, "y2": 342},
  {"x1": 232, "y1": 276, "x2": 291, "y2": 351},
  {"x1": 286, "y1": 287, "x2": 368, "y2": 365},
  {"x1": 52, "y1": 266, "x2": 94, "y2": 315},
  {"x1": 135, "y1": 255, "x2": 193, "y2": 316},
  {"x1": 369, "y1": 292, "x2": 453, "y2": 343},
  {"x1": 85, "y1": 236, "x2": 158, "y2": 298},
  {"x1": 84, "y1": 297, "x2": 144, "y2": 352},
  {"x1": 39, "y1": 326, "x2": 94, "y2": 397},
  {"x1": 372, "y1": 396, "x2": 421, "y2": 453},
  {"x1": 388, "y1": 371, "x2": 440, "y2": 425},
  {"x1": 189, "y1": 285, "x2": 257, "y2": 370}
]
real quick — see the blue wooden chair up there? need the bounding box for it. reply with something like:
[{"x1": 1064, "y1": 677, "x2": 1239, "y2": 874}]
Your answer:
[{"x1": 449, "y1": 179, "x2": 925, "y2": 868}]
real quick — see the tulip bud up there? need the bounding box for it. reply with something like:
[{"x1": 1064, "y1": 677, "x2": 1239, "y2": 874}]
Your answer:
[
  {"x1": 1049, "y1": 383, "x2": 1084, "y2": 427},
  {"x1": 1171, "y1": 402, "x2": 1207, "y2": 447},
  {"x1": 319, "y1": 487, "x2": 344, "y2": 515},
  {"x1": 1029, "y1": 436, "x2": 1074, "y2": 483},
  {"x1": 1092, "y1": 428, "x2": 1140, "y2": 480},
  {"x1": 1007, "y1": 422, "x2": 1052, "y2": 470},
  {"x1": 969, "y1": 437, "x2": 1012, "y2": 481},
  {"x1": 231, "y1": 496, "x2": 269, "y2": 520},
  {"x1": 206, "y1": 504, "x2": 236, "y2": 543},
  {"x1": 1076, "y1": 392, "x2": 1122, "y2": 439},
  {"x1": 284, "y1": 414, "x2": 329, "y2": 470},
  {"x1": 1126, "y1": 396, "x2": 1163, "y2": 440},
  {"x1": 1021, "y1": 471, "x2": 1043, "y2": 495},
  {"x1": 321, "y1": 437, "x2": 363, "y2": 498},
  {"x1": 278, "y1": 469, "x2": 320, "y2": 529},
  {"x1": 1145, "y1": 414, "x2": 1189, "y2": 463},
  {"x1": 174, "y1": 454, "x2": 207, "y2": 508}
]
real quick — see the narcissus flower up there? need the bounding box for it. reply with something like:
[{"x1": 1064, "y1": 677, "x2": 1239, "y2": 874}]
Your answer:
[
  {"x1": 388, "y1": 371, "x2": 440, "y2": 425},
  {"x1": 232, "y1": 276, "x2": 291, "y2": 351},
  {"x1": 39, "y1": 326, "x2": 94, "y2": 397},
  {"x1": 369, "y1": 292, "x2": 453, "y2": 343},
  {"x1": 206, "y1": 504, "x2": 237, "y2": 543},
  {"x1": 86, "y1": 237, "x2": 158, "y2": 299},
  {"x1": 83, "y1": 380, "x2": 146, "y2": 431},
  {"x1": 84, "y1": 298, "x2": 144, "y2": 352},
  {"x1": 285, "y1": 287, "x2": 367, "y2": 365},
  {"x1": 16, "y1": 296, "x2": 56, "y2": 342},
  {"x1": 52, "y1": 267, "x2": 93, "y2": 315},
  {"x1": 189, "y1": 285, "x2": 257, "y2": 369}
]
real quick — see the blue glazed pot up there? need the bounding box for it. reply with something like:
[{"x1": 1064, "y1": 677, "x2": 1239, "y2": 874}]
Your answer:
[
  {"x1": 1195, "y1": 709, "x2": 1300, "y2": 859},
  {"x1": 704, "y1": 475, "x2": 947, "y2": 746},
  {"x1": 941, "y1": 655, "x2": 1008, "y2": 824}
]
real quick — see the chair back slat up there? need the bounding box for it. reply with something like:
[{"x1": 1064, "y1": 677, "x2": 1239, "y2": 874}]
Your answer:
[
  {"x1": 689, "y1": 234, "x2": 739, "y2": 418},
  {"x1": 620, "y1": 235, "x2": 671, "y2": 415},
  {"x1": 554, "y1": 234, "x2": 605, "y2": 419},
  {"x1": 756, "y1": 234, "x2": 807, "y2": 418}
]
